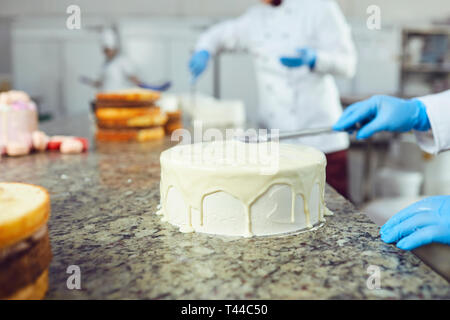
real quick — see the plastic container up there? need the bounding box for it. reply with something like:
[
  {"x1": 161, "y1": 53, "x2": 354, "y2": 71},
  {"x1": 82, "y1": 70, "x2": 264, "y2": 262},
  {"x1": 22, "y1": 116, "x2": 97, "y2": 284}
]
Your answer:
[
  {"x1": 424, "y1": 151, "x2": 450, "y2": 195},
  {"x1": 374, "y1": 167, "x2": 423, "y2": 198},
  {"x1": 0, "y1": 109, "x2": 38, "y2": 155},
  {"x1": 363, "y1": 197, "x2": 424, "y2": 226}
]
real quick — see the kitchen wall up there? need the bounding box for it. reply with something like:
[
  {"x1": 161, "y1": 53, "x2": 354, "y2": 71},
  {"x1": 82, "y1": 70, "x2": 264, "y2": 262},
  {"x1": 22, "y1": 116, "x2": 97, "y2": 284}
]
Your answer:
[
  {"x1": 1, "y1": 0, "x2": 449, "y2": 23},
  {"x1": 2, "y1": 0, "x2": 450, "y2": 117},
  {"x1": 0, "y1": 18, "x2": 12, "y2": 74}
]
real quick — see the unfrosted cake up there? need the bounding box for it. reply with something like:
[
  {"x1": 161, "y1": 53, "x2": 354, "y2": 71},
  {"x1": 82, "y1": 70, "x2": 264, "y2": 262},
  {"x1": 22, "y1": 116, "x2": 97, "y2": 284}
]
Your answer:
[
  {"x1": 0, "y1": 183, "x2": 52, "y2": 300},
  {"x1": 0, "y1": 91, "x2": 38, "y2": 156},
  {"x1": 158, "y1": 140, "x2": 331, "y2": 237},
  {"x1": 94, "y1": 88, "x2": 168, "y2": 142}
]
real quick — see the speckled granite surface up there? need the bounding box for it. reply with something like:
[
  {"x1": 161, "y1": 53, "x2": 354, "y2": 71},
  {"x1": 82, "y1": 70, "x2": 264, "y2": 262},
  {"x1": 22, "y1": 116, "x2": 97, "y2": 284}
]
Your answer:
[{"x1": 0, "y1": 116, "x2": 448, "y2": 299}]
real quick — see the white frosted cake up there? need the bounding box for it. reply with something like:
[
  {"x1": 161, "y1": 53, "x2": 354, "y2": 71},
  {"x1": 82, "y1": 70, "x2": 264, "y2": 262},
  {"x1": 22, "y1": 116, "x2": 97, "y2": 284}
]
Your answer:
[{"x1": 158, "y1": 140, "x2": 330, "y2": 237}]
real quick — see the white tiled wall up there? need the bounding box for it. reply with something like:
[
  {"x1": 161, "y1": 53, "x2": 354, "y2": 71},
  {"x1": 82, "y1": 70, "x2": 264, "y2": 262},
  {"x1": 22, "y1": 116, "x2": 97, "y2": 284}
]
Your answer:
[
  {"x1": 1, "y1": 0, "x2": 449, "y2": 22},
  {"x1": 4, "y1": 0, "x2": 450, "y2": 116}
]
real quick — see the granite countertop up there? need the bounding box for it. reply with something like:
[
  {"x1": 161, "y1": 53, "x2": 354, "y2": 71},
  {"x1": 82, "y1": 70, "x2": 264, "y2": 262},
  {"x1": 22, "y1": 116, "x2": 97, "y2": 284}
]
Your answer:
[{"x1": 0, "y1": 115, "x2": 448, "y2": 299}]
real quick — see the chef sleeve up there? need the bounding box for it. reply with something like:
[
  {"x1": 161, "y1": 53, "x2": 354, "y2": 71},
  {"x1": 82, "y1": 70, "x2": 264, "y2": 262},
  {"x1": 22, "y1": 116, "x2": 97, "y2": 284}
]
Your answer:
[
  {"x1": 120, "y1": 57, "x2": 137, "y2": 77},
  {"x1": 195, "y1": 9, "x2": 255, "y2": 55},
  {"x1": 313, "y1": 1, "x2": 357, "y2": 78},
  {"x1": 415, "y1": 90, "x2": 450, "y2": 154}
]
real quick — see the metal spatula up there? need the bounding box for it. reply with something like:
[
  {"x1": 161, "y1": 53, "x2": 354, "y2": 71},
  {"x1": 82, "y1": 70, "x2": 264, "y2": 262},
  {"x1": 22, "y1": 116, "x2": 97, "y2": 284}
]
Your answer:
[{"x1": 236, "y1": 127, "x2": 335, "y2": 143}]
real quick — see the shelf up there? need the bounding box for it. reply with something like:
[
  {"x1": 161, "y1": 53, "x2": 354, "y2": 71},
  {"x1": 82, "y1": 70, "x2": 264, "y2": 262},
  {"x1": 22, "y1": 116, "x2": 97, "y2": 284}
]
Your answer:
[
  {"x1": 403, "y1": 27, "x2": 450, "y2": 36},
  {"x1": 402, "y1": 63, "x2": 450, "y2": 73}
]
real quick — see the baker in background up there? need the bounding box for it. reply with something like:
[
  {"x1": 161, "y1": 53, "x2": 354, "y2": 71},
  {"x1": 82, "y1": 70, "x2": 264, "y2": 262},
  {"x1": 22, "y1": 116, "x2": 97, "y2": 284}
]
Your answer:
[
  {"x1": 189, "y1": 0, "x2": 357, "y2": 197},
  {"x1": 80, "y1": 28, "x2": 142, "y2": 92},
  {"x1": 334, "y1": 91, "x2": 450, "y2": 250}
]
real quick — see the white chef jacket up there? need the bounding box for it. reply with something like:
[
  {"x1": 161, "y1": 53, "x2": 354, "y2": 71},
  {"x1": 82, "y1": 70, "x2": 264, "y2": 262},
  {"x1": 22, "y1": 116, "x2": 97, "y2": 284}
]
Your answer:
[
  {"x1": 196, "y1": 0, "x2": 357, "y2": 153},
  {"x1": 100, "y1": 54, "x2": 137, "y2": 92},
  {"x1": 416, "y1": 90, "x2": 450, "y2": 154}
]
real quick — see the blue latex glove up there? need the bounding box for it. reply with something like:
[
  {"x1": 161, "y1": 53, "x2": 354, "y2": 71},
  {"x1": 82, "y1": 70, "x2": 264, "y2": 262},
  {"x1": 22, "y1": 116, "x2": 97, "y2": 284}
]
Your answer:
[
  {"x1": 333, "y1": 95, "x2": 431, "y2": 140},
  {"x1": 280, "y1": 48, "x2": 317, "y2": 70},
  {"x1": 189, "y1": 50, "x2": 210, "y2": 81},
  {"x1": 380, "y1": 196, "x2": 450, "y2": 250}
]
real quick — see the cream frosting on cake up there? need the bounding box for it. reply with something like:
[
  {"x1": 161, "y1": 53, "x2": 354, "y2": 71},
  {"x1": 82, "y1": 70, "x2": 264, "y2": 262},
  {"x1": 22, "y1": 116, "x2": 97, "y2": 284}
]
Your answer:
[
  {"x1": 0, "y1": 91, "x2": 38, "y2": 155},
  {"x1": 158, "y1": 140, "x2": 331, "y2": 237}
]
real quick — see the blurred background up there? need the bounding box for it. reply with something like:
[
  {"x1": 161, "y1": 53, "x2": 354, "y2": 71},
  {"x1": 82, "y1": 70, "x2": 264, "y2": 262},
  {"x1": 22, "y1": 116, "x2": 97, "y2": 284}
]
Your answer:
[{"x1": 0, "y1": 0, "x2": 449, "y2": 216}]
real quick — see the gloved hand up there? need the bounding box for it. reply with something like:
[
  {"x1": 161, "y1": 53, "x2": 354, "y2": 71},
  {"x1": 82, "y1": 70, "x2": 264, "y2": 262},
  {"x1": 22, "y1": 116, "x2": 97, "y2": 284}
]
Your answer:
[
  {"x1": 280, "y1": 48, "x2": 317, "y2": 70},
  {"x1": 189, "y1": 50, "x2": 210, "y2": 81},
  {"x1": 333, "y1": 95, "x2": 431, "y2": 140},
  {"x1": 380, "y1": 196, "x2": 450, "y2": 250}
]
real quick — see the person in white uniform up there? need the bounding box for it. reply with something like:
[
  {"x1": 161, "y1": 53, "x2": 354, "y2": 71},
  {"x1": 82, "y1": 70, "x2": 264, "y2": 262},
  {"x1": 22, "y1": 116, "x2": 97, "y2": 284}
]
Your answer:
[
  {"x1": 189, "y1": 0, "x2": 357, "y2": 197},
  {"x1": 81, "y1": 28, "x2": 142, "y2": 92},
  {"x1": 334, "y1": 91, "x2": 450, "y2": 250}
]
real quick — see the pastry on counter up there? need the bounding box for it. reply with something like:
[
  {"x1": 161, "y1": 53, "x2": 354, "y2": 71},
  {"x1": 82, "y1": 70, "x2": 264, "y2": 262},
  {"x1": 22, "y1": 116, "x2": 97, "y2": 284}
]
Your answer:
[
  {"x1": 96, "y1": 126, "x2": 165, "y2": 142},
  {"x1": 94, "y1": 88, "x2": 167, "y2": 142},
  {"x1": 164, "y1": 110, "x2": 183, "y2": 135},
  {"x1": 0, "y1": 183, "x2": 52, "y2": 300},
  {"x1": 158, "y1": 94, "x2": 183, "y2": 135},
  {"x1": 96, "y1": 107, "x2": 168, "y2": 129},
  {"x1": 0, "y1": 91, "x2": 88, "y2": 157},
  {"x1": 159, "y1": 140, "x2": 331, "y2": 237},
  {"x1": 96, "y1": 88, "x2": 161, "y2": 103},
  {"x1": 95, "y1": 100, "x2": 158, "y2": 109}
]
